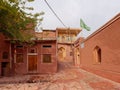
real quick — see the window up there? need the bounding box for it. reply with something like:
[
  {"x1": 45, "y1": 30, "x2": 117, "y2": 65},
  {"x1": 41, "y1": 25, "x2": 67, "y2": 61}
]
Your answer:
[
  {"x1": 16, "y1": 45, "x2": 23, "y2": 48},
  {"x1": 62, "y1": 36, "x2": 66, "y2": 42},
  {"x1": 16, "y1": 54, "x2": 23, "y2": 63},
  {"x1": 93, "y1": 46, "x2": 101, "y2": 64},
  {"x1": 2, "y1": 52, "x2": 9, "y2": 59},
  {"x1": 58, "y1": 36, "x2": 62, "y2": 42},
  {"x1": 57, "y1": 36, "x2": 59, "y2": 41},
  {"x1": 43, "y1": 45, "x2": 52, "y2": 48},
  {"x1": 43, "y1": 54, "x2": 51, "y2": 63},
  {"x1": 67, "y1": 36, "x2": 70, "y2": 41},
  {"x1": 80, "y1": 43, "x2": 84, "y2": 48},
  {"x1": 70, "y1": 52, "x2": 73, "y2": 56},
  {"x1": 28, "y1": 48, "x2": 37, "y2": 53},
  {"x1": 15, "y1": 45, "x2": 24, "y2": 63}
]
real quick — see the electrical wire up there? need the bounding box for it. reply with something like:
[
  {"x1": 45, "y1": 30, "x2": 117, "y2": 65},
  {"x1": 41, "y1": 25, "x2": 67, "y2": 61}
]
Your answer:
[{"x1": 44, "y1": 0, "x2": 67, "y2": 28}]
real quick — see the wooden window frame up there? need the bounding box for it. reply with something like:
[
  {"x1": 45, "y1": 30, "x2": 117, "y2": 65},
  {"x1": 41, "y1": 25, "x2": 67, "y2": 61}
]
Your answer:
[
  {"x1": 15, "y1": 45, "x2": 24, "y2": 63},
  {"x1": 42, "y1": 54, "x2": 52, "y2": 63}
]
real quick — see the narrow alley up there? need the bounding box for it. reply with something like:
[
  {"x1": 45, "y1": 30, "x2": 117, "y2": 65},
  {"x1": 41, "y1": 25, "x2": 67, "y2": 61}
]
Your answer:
[{"x1": 0, "y1": 61, "x2": 120, "y2": 90}]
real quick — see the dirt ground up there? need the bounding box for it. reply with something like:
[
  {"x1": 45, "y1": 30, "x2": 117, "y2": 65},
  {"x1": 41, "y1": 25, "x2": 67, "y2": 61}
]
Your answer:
[{"x1": 0, "y1": 62, "x2": 120, "y2": 90}]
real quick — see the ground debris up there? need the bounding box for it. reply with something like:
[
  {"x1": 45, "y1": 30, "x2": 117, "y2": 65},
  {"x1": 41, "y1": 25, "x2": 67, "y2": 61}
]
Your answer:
[{"x1": 26, "y1": 75, "x2": 52, "y2": 83}]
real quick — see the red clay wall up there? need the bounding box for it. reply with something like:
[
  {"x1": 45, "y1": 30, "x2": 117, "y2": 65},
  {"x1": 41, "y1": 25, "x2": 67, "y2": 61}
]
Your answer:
[
  {"x1": 81, "y1": 18, "x2": 120, "y2": 82},
  {"x1": 14, "y1": 41, "x2": 57, "y2": 74},
  {"x1": 43, "y1": 30, "x2": 56, "y2": 39},
  {"x1": 38, "y1": 41, "x2": 57, "y2": 73},
  {"x1": 0, "y1": 34, "x2": 10, "y2": 76},
  {"x1": 74, "y1": 37, "x2": 84, "y2": 67},
  {"x1": 13, "y1": 46, "x2": 28, "y2": 75}
]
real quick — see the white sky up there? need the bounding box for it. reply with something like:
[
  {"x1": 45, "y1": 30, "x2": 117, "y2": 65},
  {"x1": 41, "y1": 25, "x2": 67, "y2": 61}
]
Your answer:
[{"x1": 26, "y1": 0, "x2": 120, "y2": 38}]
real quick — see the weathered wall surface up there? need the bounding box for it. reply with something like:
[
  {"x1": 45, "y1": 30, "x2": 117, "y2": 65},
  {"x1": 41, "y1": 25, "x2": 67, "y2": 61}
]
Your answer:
[
  {"x1": 38, "y1": 41, "x2": 57, "y2": 73},
  {"x1": 14, "y1": 41, "x2": 57, "y2": 74},
  {"x1": 13, "y1": 46, "x2": 27, "y2": 75},
  {"x1": 74, "y1": 37, "x2": 84, "y2": 67},
  {"x1": 81, "y1": 17, "x2": 120, "y2": 82},
  {"x1": 12, "y1": 30, "x2": 57, "y2": 74},
  {"x1": 0, "y1": 34, "x2": 10, "y2": 76},
  {"x1": 58, "y1": 44, "x2": 73, "y2": 62}
]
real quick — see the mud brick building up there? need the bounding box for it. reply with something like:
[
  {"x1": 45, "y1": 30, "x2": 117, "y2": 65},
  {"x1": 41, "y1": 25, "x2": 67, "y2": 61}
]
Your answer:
[
  {"x1": 0, "y1": 27, "x2": 81, "y2": 76},
  {"x1": 0, "y1": 29, "x2": 57, "y2": 76},
  {"x1": 56, "y1": 28, "x2": 81, "y2": 63}
]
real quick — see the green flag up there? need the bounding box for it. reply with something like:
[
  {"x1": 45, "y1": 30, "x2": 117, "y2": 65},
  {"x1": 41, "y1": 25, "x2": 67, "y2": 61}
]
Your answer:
[{"x1": 80, "y1": 19, "x2": 90, "y2": 31}]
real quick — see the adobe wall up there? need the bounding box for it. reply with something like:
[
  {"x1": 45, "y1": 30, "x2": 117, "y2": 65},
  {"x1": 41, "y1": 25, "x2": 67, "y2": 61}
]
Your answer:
[
  {"x1": 81, "y1": 18, "x2": 120, "y2": 82},
  {"x1": 38, "y1": 41, "x2": 57, "y2": 73},
  {"x1": 14, "y1": 41, "x2": 57, "y2": 74},
  {"x1": 13, "y1": 46, "x2": 28, "y2": 75},
  {"x1": 43, "y1": 31, "x2": 56, "y2": 38},
  {"x1": 58, "y1": 44, "x2": 74, "y2": 62},
  {"x1": 74, "y1": 37, "x2": 84, "y2": 67},
  {"x1": 0, "y1": 34, "x2": 10, "y2": 76}
]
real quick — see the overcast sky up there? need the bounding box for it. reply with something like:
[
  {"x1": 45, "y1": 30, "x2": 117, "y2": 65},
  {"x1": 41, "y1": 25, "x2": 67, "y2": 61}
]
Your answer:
[{"x1": 27, "y1": 0, "x2": 120, "y2": 38}]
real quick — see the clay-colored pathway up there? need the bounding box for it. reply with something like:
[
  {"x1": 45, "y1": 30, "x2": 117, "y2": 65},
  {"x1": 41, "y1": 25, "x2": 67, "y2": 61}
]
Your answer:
[{"x1": 0, "y1": 62, "x2": 120, "y2": 90}]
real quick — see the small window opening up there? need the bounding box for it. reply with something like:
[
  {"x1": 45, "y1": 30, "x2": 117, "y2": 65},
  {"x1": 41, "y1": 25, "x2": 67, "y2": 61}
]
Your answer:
[
  {"x1": 15, "y1": 45, "x2": 24, "y2": 63},
  {"x1": 43, "y1": 54, "x2": 51, "y2": 63},
  {"x1": 43, "y1": 45, "x2": 52, "y2": 48},
  {"x1": 93, "y1": 46, "x2": 101, "y2": 64},
  {"x1": 2, "y1": 52, "x2": 9, "y2": 59},
  {"x1": 97, "y1": 49, "x2": 101, "y2": 63},
  {"x1": 70, "y1": 52, "x2": 73, "y2": 56},
  {"x1": 16, "y1": 54, "x2": 23, "y2": 63},
  {"x1": 28, "y1": 48, "x2": 37, "y2": 53},
  {"x1": 16, "y1": 45, "x2": 23, "y2": 48}
]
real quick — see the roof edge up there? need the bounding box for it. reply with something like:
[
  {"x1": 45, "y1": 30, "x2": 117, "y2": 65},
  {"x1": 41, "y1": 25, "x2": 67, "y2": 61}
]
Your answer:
[
  {"x1": 82, "y1": 13, "x2": 120, "y2": 43},
  {"x1": 56, "y1": 27, "x2": 82, "y2": 31}
]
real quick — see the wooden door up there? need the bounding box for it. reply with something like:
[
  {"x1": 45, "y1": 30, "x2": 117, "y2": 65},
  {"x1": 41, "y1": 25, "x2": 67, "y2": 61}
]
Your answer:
[{"x1": 28, "y1": 55, "x2": 37, "y2": 72}]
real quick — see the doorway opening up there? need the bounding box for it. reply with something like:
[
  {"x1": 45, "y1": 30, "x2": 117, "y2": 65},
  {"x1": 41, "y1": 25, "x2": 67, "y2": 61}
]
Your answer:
[
  {"x1": 1, "y1": 62, "x2": 10, "y2": 76},
  {"x1": 28, "y1": 48, "x2": 37, "y2": 73},
  {"x1": 93, "y1": 46, "x2": 101, "y2": 64}
]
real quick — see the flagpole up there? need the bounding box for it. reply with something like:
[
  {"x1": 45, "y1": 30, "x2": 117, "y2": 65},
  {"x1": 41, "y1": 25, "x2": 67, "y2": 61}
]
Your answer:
[{"x1": 80, "y1": 29, "x2": 83, "y2": 37}]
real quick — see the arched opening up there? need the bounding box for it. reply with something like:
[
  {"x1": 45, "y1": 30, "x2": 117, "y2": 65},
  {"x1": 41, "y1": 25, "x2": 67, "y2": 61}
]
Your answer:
[
  {"x1": 58, "y1": 47, "x2": 66, "y2": 61},
  {"x1": 93, "y1": 46, "x2": 101, "y2": 64}
]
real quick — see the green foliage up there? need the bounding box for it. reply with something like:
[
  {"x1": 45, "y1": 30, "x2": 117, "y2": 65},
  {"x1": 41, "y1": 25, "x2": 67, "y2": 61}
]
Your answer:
[{"x1": 0, "y1": 0, "x2": 44, "y2": 42}]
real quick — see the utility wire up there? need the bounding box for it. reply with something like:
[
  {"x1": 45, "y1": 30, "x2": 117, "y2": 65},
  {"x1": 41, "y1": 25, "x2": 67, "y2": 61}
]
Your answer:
[{"x1": 44, "y1": 0, "x2": 67, "y2": 28}]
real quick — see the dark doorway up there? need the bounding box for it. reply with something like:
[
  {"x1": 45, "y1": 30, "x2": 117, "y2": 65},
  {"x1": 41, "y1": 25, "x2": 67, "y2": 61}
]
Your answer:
[
  {"x1": 1, "y1": 62, "x2": 10, "y2": 76},
  {"x1": 93, "y1": 46, "x2": 102, "y2": 63}
]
